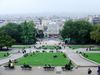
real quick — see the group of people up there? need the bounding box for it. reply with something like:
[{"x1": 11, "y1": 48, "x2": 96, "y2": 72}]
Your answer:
[
  {"x1": 44, "y1": 64, "x2": 55, "y2": 71},
  {"x1": 8, "y1": 60, "x2": 14, "y2": 68},
  {"x1": 88, "y1": 67, "x2": 100, "y2": 75}
]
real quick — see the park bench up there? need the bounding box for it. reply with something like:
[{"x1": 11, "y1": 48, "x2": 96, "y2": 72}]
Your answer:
[
  {"x1": 4, "y1": 65, "x2": 15, "y2": 69},
  {"x1": 43, "y1": 66, "x2": 55, "y2": 71},
  {"x1": 61, "y1": 66, "x2": 73, "y2": 71},
  {"x1": 21, "y1": 65, "x2": 32, "y2": 70}
]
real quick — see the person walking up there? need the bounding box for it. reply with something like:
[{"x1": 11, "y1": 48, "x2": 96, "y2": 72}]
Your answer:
[
  {"x1": 88, "y1": 68, "x2": 92, "y2": 75},
  {"x1": 97, "y1": 66, "x2": 100, "y2": 75}
]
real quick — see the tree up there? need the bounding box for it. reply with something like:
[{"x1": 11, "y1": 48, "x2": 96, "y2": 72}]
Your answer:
[
  {"x1": 20, "y1": 21, "x2": 37, "y2": 44},
  {"x1": 0, "y1": 31, "x2": 15, "y2": 50},
  {"x1": 0, "y1": 23, "x2": 20, "y2": 43},
  {"x1": 90, "y1": 24, "x2": 100, "y2": 43},
  {"x1": 60, "y1": 20, "x2": 92, "y2": 44},
  {"x1": 0, "y1": 21, "x2": 37, "y2": 45},
  {"x1": 37, "y1": 30, "x2": 44, "y2": 38}
]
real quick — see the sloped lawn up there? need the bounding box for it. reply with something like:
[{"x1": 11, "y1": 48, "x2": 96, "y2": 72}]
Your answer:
[{"x1": 83, "y1": 53, "x2": 100, "y2": 63}]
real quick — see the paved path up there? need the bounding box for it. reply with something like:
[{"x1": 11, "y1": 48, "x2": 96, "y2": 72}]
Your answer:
[
  {"x1": 74, "y1": 48, "x2": 100, "y2": 53},
  {"x1": 0, "y1": 48, "x2": 33, "y2": 65},
  {"x1": 0, "y1": 53, "x2": 23, "y2": 65},
  {"x1": 37, "y1": 39, "x2": 98, "y2": 67},
  {"x1": 0, "y1": 39, "x2": 98, "y2": 67},
  {"x1": 0, "y1": 66, "x2": 98, "y2": 75},
  {"x1": 64, "y1": 47, "x2": 97, "y2": 67},
  {"x1": 0, "y1": 39, "x2": 99, "y2": 75}
]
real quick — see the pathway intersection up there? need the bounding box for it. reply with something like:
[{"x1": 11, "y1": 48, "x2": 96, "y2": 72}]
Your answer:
[
  {"x1": 64, "y1": 47, "x2": 98, "y2": 67},
  {"x1": 0, "y1": 39, "x2": 99, "y2": 75},
  {"x1": 0, "y1": 40, "x2": 99, "y2": 67}
]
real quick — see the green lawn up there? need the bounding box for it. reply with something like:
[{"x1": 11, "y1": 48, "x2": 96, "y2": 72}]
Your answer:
[
  {"x1": 92, "y1": 48, "x2": 100, "y2": 51},
  {"x1": 83, "y1": 53, "x2": 100, "y2": 63},
  {"x1": 68, "y1": 45, "x2": 95, "y2": 49},
  {"x1": 41, "y1": 45, "x2": 61, "y2": 50},
  {"x1": 17, "y1": 52, "x2": 69, "y2": 66},
  {"x1": 0, "y1": 52, "x2": 9, "y2": 58}
]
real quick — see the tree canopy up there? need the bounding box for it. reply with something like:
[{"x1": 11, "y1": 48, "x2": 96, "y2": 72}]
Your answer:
[
  {"x1": 0, "y1": 31, "x2": 15, "y2": 50},
  {"x1": 60, "y1": 20, "x2": 92, "y2": 44},
  {"x1": 0, "y1": 21, "x2": 37, "y2": 45},
  {"x1": 0, "y1": 23, "x2": 20, "y2": 43},
  {"x1": 90, "y1": 24, "x2": 100, "y2": 43},
  {"x1": 20, "y1": 21, "x2": 37, "y2": 44}
]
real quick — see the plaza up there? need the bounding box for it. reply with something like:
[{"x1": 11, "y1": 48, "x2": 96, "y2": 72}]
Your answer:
[
  {"x1": 0, "y1": 67, "x2": 98, "y2": 75},
  {"x1": 0, "y1": 39, "x2": 100, "y2": 75}
]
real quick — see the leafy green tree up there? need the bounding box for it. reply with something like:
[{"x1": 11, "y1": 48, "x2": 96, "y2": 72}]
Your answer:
[
  {"x1": 0, "y1": 31, "x2": 15, "y2": 50},
  {"x1": 0, "y1": 21, "x2": 37, "y2": 45},
  {"x1": 61, "y1": 20, "x2": 92, "y2": 44},
  {"x1": 20, "y1": 21, "x2": 37, "y2": 44},
  {"x1": 0, "y1": 23, "x2": 20, "y2": 43},
  {"x1": 90, "y1": 24, "x2": 100, "y2": 43},
  {"x1": 37, "y1": 30, "x2": 44, "y2": 38}
]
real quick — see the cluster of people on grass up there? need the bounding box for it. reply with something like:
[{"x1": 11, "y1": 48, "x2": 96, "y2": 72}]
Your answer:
[
  {"x1": 62, "y1": 60, "x2": 73, "y2": 71},
  {"x1": 21, "y1": 63, "x2": 32, "y2": 70}
]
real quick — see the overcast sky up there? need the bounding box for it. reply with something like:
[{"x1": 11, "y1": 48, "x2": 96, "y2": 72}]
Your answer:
[{"x1": 0, "y1": 0, "x2": 100, "y2": 15}]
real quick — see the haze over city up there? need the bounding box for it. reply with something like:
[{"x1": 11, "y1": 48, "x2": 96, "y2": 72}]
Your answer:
[{"x1": 0, "y1": 0, "x2": 100, "y2": 16}]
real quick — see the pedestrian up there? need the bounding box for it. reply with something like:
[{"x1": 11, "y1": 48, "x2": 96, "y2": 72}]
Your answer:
[
  {"x1": 97, "y1": 66, "x2": 100, "y2": 75},
  {"x1": 88, "y1": 68, "x2": 92, "y2": 75},
  {"x1": 86, "y1": 48, "x2": 88, "y2": 51}
]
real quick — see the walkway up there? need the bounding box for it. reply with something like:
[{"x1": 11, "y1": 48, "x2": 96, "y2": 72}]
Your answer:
[
  {"x1": 0, "y1": 39, "x2": 98, "y2": 67},
  {"x1": 64, "y1": 47, "x2": 98, "y2": 67},
  {"x1": 0, "y1": 48, "x2": 33, "y2": 65},
  {"x1": 74, "y1": 48, "x2": 100, "y2": 53},
  {"x1": 0, "y1": 67, "x2": 98, "y2": 75}
]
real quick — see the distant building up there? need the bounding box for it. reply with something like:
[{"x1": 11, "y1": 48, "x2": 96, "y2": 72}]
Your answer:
[
  {"x1": 92, "y1": 16, "x2": 100, "y2": 24},
  {"x1": 46, "y1": 22, "x2": 60, "y2": 37},
  {"x1": 88, "y1": 15, "x2": 100, "y2": 24}
]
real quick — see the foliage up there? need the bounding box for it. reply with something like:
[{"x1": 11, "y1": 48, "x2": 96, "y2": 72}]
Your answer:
[
  {"x1": 20, "y1": 21, "x2": 37, "y2": 44},
  {"x1": 0, "y1": 52, "x2": 9, "y2": 58},
  {"x1": 60, "y1": 20, "x2": 92, "y2": 44},
  {"x1": 0, "y1": 21, "x2": 37, "y2": 44},
  {"x1": 90, "y1": 24, "x2": 100, "y2": 43},
  {"x1": 0, "y1": 23, "x2": 21, "y2": 43},
  {"x1": 0, "y1": 31, "x2": 15, "y2": 50},
  {"x1": 36, "y1": 30, "x2": 44, "y2": 38}
]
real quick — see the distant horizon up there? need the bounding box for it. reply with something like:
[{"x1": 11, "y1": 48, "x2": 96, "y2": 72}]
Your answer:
[{"x1": 0, "y1": 12, "x2": 100, "y2": 17}]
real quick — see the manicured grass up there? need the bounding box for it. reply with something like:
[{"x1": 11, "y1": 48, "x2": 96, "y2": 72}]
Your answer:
[
  {"x1": 92, "y1": 48, "x2": 100, "y2": 51},
  {"x1": 0, "y1": 52, "x2": 9, "y2": 58},
  {"x1": 12, "y1": 45, "x2": 32, "y2": 48},
  {"x1": 83, "y1": 53, "x2": 100, "y2": 63},
  {"x1": 17, "y1": 52, "x2": 69, "y2": 66},
  {"x1": 68, "y1": 45, "x2": 95, "y2": 49},
  {"x1": 41, "y1": 45, "x2": 61, "y2": 50}
]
